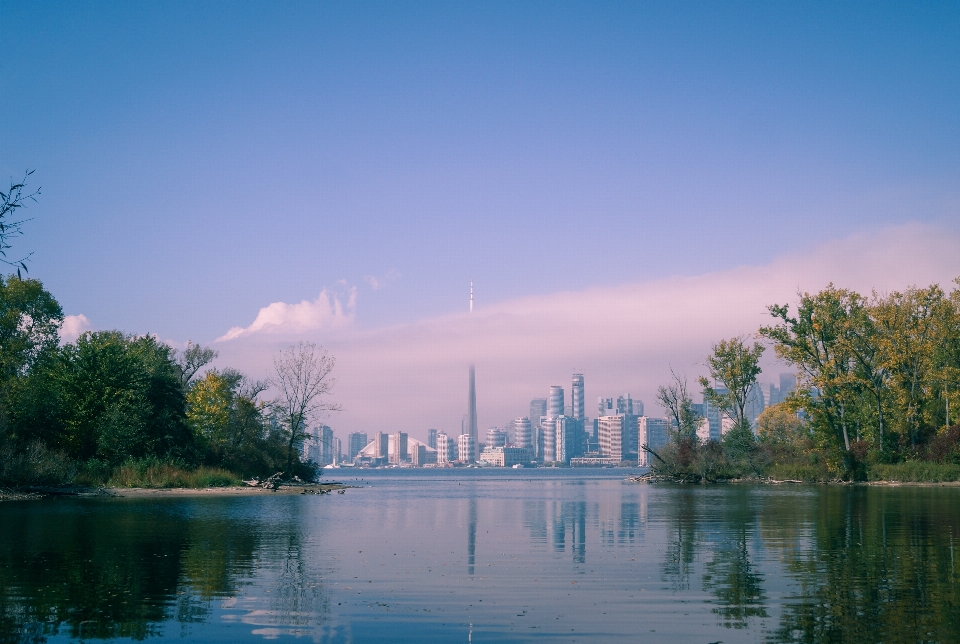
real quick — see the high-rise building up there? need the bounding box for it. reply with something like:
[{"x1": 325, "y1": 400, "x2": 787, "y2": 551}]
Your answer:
[
  {"x1": 319, "y1": 426, "x2": 335, "y2": 465},
  {"x1": 780, "y1": 373, "x2": 796, "y2": 398},
  {"x1": 486, "y1": 427, "x2": 507, "y2": 448},
  {"x1": 598, "y1": 415, "x2": 625, "y2": 462},
  {"x1": 391, "y1": 432, "x2": 408, "y2": 465},
  {"x1": 436, "y1": 432, "x2": 453, "y2": 464},
  {"x1": 347, "y1": 432, "x2": 368, "y2": 460},
  {"x1": 744, "y1": 383, "x2": 766, "y2": 430},
  {"x1": 616, "y1": 394, "x2": 634, "y2": 415},
  {"x1": 548, "y1": 386, "x2": 565, "y2": 417},
  {"x1": 411, "y1": 443, "x2": 427, "y2": 466},
  {"x1": 638, "y1": 416, "x2": 671, "y2": 466},
  {"x1": 374, "y1": 432, "x2": 389, "y2": 461},
  {"x1": 599, "y1": 397, "x2": 615, "y2": 416},
  {"x1": 554, "y1": 416, "x2": 583, "y2": 464},
  {"x1": 540, "y1": 417, "x2": 557, "y2": 462},
  {"x1": 571, "y1": 374, "x2": 585, "y2": 421},
  {"x1": 530, "y1": 399, "x2": 547, "y2": 424},
  {"x1": 458, "y1": 434, "x2": 476, "y2": 463},
  {"x1": 512, "y1": 417, "x2": 532, "y2": 449},
  {"x1": 427, "y1": 429, "x2": 438, "y2": 449}
]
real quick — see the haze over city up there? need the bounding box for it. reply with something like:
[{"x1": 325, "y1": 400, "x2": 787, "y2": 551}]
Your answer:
[{"x1": 4, "y1": 2, "x2": 959, "y2": 440}]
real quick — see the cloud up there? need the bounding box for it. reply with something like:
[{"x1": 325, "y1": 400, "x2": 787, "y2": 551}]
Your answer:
[
  {"x1": 213, "y1": 223, "x2": 960, "y2": 442},
  {"x1": 216, "y1": 287, "x2": 356, "y2": 342},
  {"x1": 364, "y1": 268, "x2": 401, "y2": 291},
  {"x1": 59, "y1": 314, "x2": 92, "y2": 343}
]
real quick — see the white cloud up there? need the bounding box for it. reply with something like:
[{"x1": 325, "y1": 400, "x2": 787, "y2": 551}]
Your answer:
[
  {"x1": 364, "y1": 268, "x2": 401, "y2": 291},
  {"x1": 215, "y1": 287, "x2": 356, "y2": 342},
  {"x1": 213, "y1": 223, "x2": 960, "y2": 442},
  {"x1": 59, "y1": 314, "x2": 92, "y2": 343}
]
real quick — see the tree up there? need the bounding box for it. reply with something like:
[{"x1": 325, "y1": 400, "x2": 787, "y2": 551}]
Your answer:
[
  {"x1": 657, "y1": 369, "x2": 702, "y2": 439},
  {"x1": 699, "y1": 337, "x2": 765, "y2": 433},
  {"x1": 0, "y1": 171, "x2": 40, "y2": 277},
  {"x1": 270, "y1": 342, "x2": 340, "y2": 474},
  {"x1": 173, "y1": 341, "x2": 218, "y2": 389}
]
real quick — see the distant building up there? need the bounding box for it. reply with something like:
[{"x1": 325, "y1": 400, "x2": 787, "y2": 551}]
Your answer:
[
  {"x1": 599, "y1": 397, "x2": 615, "y2": 416},
  {"x1": 638, "y1": 416, "x2": 671, "y2": 466},
  {"x1": 598, "y1": 415, "x2": 625, "y2": 462},
  {"x1": 554, "y1": 416, "x2": 583, "y2": 464},
  {"x1": 319, "y1": 426, "x2": 335, "y2": 465},
  {"x1": 374, "y1": 432, "x2": 389, "y2": 461},
  {"x1": 436, "y1": 432, "x2": 454, "y2": 464},
  {"x1": 512, "y1": 417, "x2": 533, "y2": 449},
  {"x1": 571, "y1": 374, "x2": 585, "y2": 420},
  {"x1": 458, "y1": 434, "x2": 476, "y2": 462},
  {"x1": 390, "y1": 432, "x2": 408, "y2": 465},
  {"x1": 411, "y1": 443, "x2": 427, "y2": 466},
  {"x1": 486, "y1": 427, "x2": 507, "y2": 448},
  {"x1": 541, "y1": 417, "x2": 557, "y2": 462},
  {"x1": 479, "y1": 446, "x2": 529, "y2": 467},
  {"x1": 427, "y1": 429, "x2": 438, "y2": 450},
  {"x1": 530, "y1": 399, "x2": 547, "y2": 424},
  {"x1": 548, "y1": 386, "x2": 565, "y2": 417},
  {"x1": 347, "y1": 432, "x2": 368, "y2": 461}
]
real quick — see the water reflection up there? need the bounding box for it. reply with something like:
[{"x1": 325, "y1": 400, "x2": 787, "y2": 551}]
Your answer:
[
  {"x1": 467, "y1": 494, "x2": 476, "y2": 576},
  {"x1": 0, "y1": 498, "x2": 328, "y2": 642}
]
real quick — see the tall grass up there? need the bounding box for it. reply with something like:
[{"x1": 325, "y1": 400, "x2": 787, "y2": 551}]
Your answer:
[
  {"x1": 867, "y1": 462, "x2": 960, "y2": 483},
  {"x1": 106, "y1": 460, "x2": 240, "y2": 488}
]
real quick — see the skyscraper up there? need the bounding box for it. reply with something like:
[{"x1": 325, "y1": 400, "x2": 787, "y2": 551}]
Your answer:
[
  {"x1": 529, "y1": 399, "x2": 546, "y2": 425},
  {"x1": 548, "y1": 386, "x2": 565, "y2": 417},
  {"x1": 486, "y1": 427, "x2": 507, "y2": 448},
  {"x1": 436, "y1": 432, "x2": 453, "y2": 464},
  {"x1": 347, "y1": 432, "x2": 368, "y2": 460},
  {"x1": 541, "y1": 416, "x2": 557, "y2": 462},
  {"x1": 512, "y1": 417, "x2": 533, "y2": 449},
  {"x1": 427, "y1": 429, "x2": 438, "y2": 449},
  {"x1": 458, "y1": 433, "x2": 476, "y2": 463},
  {"x1": 571, "y1": 374, "x2": 585, "y2": 420}
]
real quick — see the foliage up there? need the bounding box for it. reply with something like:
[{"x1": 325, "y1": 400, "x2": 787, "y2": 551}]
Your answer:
[
  {"x1": 759, "y1": 279, "x2": 960, "y2": 479},
  {"x1": 867, "y1": 461, "x2": 960, "y2": 483},
  {"x1": 0, "y1": 171, "x2": 39, "y2": 276},
  {"x1": 699, "y1": 336, "x2": 765, "y2": 432},
  {"x1": 105, "y1": 458, "x2": 240, "y2": 488},
  {"x1": 0, "y1": 440, "x2": 76, "y2": 486},
  {"x1": 656, "y1": 370, "x2": 702, "y2": 439}
]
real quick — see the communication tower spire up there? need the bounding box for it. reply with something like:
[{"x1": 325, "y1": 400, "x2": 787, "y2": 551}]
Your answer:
[{"x1": 470, "y1": 280, "x2": 473, "y2": 313}]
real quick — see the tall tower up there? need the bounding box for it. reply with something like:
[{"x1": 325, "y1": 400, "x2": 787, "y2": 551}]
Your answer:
[{"x1": 467, "y1": 281, "x2": 478, "y2": 460}]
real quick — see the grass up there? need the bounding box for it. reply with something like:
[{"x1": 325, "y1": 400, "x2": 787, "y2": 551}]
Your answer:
[
  {"x1": 765, "y1": 462, "x2": 833, "y2": 482},
  {"x1": 70, "y1": 458, "x2": 242, "y2": 488},
  {"x1": 867, "y1": 462, "x2": 960, "y2": 483}
]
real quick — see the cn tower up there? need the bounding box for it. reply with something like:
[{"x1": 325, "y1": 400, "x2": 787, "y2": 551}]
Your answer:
[{"x1": 467, "y1": 281, "x2": 478, "y2": 460}]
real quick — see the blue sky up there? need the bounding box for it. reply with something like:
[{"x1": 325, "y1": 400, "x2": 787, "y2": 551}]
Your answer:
[{"x1": 3, "y1": 2, "x2": 960, "y2": 433}]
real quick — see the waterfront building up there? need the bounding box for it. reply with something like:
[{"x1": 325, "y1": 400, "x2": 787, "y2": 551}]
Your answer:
[
  {"x1": 319, "y1": 426, "x2": 335, "y2": 465},
  {"x1": 548, "y1": 386, "x2": 565, "y2": 417},
  {"x1": 571, "y1": 374, "x2": 585, "y2": 421},
  {"x1": 598, "y1": 415, "x2": 624, "y2": 461},
  {"x1": 390, "y1": 432, "x2": 408, "y2": 465},
  {"x1": 554, "y1": 416, "x2": 583, "y2": 464},
  {"x1": 479, "y1": 446, "x2": 529, "y2": 467},
  {"x1": 411, "y1": 443, "x2": 427, "y2": 466},
  {"x1": 374, "y1": 432, "x2": 389, "y2": 460},
  {"x1": 638, "y1": 416, "x2": 671, "y2": 466},
  {"x1": 347, "y1": 432, "x2": 368, "y2": 461},
  {"x1": 458, "y1": 434, "x2": 476, "y2": 463},
  {"x1": 486, "y1": 427, "x2": 507, "y2": 448},
  {"x1": 540, "y1": 416, "x2": 557, "y2": 462},
  {"x1": 427, "y1": 429, "x2": 438, "y2": 449},
  {"x1": 436, "y1": 432, "x2": 453, "y2": 464},
  {"x1": 512, "y1": 417, "x2": 532, "y2": 449}
]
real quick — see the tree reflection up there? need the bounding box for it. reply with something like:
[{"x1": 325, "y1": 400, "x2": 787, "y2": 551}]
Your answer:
[
  {"x1": 0, "y1": 498, "x2": 328, "y2": 642},
  {"x1": 767, "y1": 487, "x2": 960, "y2": 644}
]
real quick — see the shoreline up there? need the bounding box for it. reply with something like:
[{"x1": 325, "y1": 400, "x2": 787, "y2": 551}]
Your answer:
[{"x1": 0, "y1": 482, "x2": 348, "y2": 502}]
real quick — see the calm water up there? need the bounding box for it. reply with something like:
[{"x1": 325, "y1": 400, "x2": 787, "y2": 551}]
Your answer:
[{"x1": 2, "y1": 470, "x2": 959, "y2": 643}]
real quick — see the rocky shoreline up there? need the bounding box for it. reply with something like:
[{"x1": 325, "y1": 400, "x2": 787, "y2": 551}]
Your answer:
[{"x1": 0, "y1": 482, "x2": 348, "y2": 502}]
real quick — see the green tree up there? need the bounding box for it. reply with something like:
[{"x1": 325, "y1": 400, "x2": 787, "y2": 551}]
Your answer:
[
  {"x1": 53, "y1": 331, "x2": 193, "y2": 464},
  {"x1": 699, "y1": 336, "x2": 765, "y2": 433}
]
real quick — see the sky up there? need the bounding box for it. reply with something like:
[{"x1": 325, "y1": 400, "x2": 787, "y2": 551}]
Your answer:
[{"x1": 3, "y1": 1, "x2": 960, "y2": 440}]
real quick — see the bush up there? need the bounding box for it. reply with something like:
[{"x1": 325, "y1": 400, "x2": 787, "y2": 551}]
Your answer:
[
  {"x1": 106, "y1": 458, "x2": 240, "y2": 488},
  {"x1": 867, "y1": 462, "x2": 960, "y2": 483},
  {"x1": 765, "y1": 462, "x2": 832, "y2": 482},
  {"x1": 0, "y1": 441, "x2": 76, "y2": 487}
]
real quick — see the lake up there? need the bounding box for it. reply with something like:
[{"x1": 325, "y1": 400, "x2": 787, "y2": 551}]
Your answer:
[{"x1": 2, "y1": 469, "x2": 959, "y2": 643}]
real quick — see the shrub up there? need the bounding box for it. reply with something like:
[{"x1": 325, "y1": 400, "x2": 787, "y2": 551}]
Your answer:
[
  {"x1": 0, "y1": 441, "x2": 76, "y2": 487},
  {"x1": 867, "y1": 462, "x2": 960, "y2": 483}
]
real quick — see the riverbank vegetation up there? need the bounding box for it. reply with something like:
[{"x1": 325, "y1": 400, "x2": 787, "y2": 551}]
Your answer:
[
  {"x1": 647, "y1": 279, "x2": 960, "y2": 483},
  {"x1": 0, "y1": 278, "x2": 326, "y2": 488}
]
